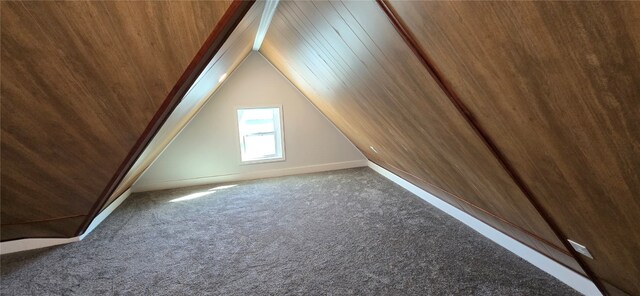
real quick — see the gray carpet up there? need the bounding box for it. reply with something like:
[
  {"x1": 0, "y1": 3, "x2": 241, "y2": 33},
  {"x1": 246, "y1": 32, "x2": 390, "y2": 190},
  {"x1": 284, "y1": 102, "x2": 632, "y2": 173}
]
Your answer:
[{"x1": 1, "y1": 168, "x2": 579, "y2": 295}]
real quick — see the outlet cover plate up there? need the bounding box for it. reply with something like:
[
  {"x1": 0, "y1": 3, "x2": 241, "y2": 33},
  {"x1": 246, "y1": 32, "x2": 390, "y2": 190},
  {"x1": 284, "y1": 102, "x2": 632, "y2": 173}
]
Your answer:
[{"x1": 568, "y1": 239, "x2": 594, "y2": 259}]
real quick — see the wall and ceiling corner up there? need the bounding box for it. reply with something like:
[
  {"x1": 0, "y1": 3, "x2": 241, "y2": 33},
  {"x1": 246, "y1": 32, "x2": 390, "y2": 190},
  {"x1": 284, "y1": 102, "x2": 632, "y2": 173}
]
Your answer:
[
  {"x1": 96, "y1": 1, "x2": 266, "y2": 213},
  {"x1": 0, "y1": 0, "x2": 256, "y2": 249},
  {"x1": 74, "y1": 1, "x2": 256, "y2": 238},
  {"x1": 253, "y1": 0, "x2": 280, "y2": 51},
  {"x1": 131, "y1": 52, "x2": 366, "y2": 193}
]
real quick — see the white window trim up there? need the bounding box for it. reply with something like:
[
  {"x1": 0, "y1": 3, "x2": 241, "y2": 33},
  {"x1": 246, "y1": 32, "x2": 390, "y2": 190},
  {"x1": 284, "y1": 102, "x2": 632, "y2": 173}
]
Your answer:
[{"x1": 235, "y1": 105, "x2": 286, "y2": 165}]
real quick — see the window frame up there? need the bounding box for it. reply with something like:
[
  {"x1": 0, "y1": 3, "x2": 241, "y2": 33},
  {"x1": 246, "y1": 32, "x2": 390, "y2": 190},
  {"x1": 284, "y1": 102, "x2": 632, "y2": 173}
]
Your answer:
[{"x1": 235, "y1": 105, "x2": 286, "y2": 165}]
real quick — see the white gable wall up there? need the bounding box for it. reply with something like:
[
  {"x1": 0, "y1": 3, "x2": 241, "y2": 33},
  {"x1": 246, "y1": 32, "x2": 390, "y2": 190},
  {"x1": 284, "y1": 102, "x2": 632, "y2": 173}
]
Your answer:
[{"x1": 133, "y1": 52, "x2": 365, "y2": 192}]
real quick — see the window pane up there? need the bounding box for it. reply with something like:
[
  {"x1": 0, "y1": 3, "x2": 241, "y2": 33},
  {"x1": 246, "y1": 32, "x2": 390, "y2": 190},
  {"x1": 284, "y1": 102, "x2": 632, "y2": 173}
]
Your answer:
[
  {"x1": 243, "y1": 134, "x2": 276, "y2": 159},
  {"x1": 242, "y1": 119, "x2": 274, "y2": 134},
  {"x1": 240, "y1": 108, "x2": 274, "y2": 121},
  {"x1": 238, "y1": 109, "x2": 275, "y2": 134},
  {"x1": 237, "y1": 107, "x2": 283, "y2": 162}
]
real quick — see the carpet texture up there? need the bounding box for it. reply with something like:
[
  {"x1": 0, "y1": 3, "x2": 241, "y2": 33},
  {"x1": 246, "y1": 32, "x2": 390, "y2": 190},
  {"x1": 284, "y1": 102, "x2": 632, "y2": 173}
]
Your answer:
[{"x1": 1, "y1": 168, "x2": 579, "y2": 295}]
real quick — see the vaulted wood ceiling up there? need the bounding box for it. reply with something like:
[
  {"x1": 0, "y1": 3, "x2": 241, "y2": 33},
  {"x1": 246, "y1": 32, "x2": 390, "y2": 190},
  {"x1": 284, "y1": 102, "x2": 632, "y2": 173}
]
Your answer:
[
  {"x1": 100, "y1": 1, "x2": 264, "y2": 212},
  {"x1": 385, "y1": 2, "x2": 640, "y2": 294},
  {"x1": 1, "y1": 1, "x2": 638, "y2": 295},
  {"x1": 259, "y1": 1, "x2": 639, "y2": 295},
  {"x1": 262, "y1": 0, "x2": 568, "y2": 256},
  {"x1": 0, "y1": 1, "x2": 255, "y2": 240}
]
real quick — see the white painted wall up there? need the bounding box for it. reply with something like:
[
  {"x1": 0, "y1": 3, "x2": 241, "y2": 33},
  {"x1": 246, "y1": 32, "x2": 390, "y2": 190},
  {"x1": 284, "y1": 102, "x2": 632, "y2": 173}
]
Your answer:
[{"x1": 133, "y1": 52, "x2": 365, "y2": 192}]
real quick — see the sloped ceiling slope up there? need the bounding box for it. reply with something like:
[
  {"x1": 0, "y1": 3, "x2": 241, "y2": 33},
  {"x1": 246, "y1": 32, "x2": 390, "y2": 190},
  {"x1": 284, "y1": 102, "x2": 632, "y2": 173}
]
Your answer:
[
  {"x1": 101, "y1": 2, "x2": 264, "y2": 211},
  {"x1": 260, "y1": 1, "x2": 639, "y2": 294},
  {"x1": 0, "y1": 1, "x2": 237, "y2": 241},
  {"x1": 387, "y1": 2, "x2": 640, "y2": 295},
  {"x1": 260, "y1": 0, "x2": 573, "y2": 270}
]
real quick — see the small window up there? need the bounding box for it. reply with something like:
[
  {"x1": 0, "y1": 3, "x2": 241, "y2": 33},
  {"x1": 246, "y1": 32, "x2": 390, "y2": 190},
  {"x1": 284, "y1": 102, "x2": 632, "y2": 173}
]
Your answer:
[{"x1": 237, "y1": 107, "x2": 284, "y2": 163}]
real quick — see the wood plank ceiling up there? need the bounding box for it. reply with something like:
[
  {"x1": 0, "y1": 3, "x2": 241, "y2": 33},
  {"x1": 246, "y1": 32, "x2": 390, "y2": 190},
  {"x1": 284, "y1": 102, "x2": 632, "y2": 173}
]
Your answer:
[
  {"x1": 2, "y1": 0, "x2": 638, "y2": 294},
  {"x1": 260, "y1": 1, "x2": 639, "y2": 295},
  {"x1": 260, "y1": 0, "x2": 576, "y2": 272},
  {"x1": 100, "y1": 2, "x2": 264, "y2": 213},
  {"x1": 0, "y1": 1, "x2": 236, "y2": 240},
  {"x1": 386, "y1": 2, "x2": 640, "y2": 295}
]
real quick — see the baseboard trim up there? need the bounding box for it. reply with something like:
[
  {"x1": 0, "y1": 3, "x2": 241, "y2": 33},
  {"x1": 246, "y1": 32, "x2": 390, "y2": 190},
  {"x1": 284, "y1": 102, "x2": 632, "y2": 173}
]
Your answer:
[
  {"x1": 0, "y1": 237, "x2": 79, "y2": 255},
  {"x1": 80, "y1": 188, "x2": 132, "y2": 240},
  {"x1": 367, "y1": 161, "x2": 601, "y2": 296},
  {"x1": 132, "y1": 159, "x2": 368, "y2": 192},
  {"x1": 1, "y1": 188, "x2": 132, "y2": 255}
]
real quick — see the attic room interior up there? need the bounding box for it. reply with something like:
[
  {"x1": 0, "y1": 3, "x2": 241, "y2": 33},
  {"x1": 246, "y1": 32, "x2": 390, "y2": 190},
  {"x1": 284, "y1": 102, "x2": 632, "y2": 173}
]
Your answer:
[{"x1": 1, "y1": 1, "x2": 638, "y2": 295}]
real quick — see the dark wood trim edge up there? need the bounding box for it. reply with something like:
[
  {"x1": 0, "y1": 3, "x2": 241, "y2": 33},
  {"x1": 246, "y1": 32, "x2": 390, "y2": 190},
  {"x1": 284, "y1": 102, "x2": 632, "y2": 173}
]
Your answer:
[
  {"x1": 75, "y1": 0, "x2": 255, "y2": 237},
  {"x1": 370, "y1": 159, "x2": 586, "y2": 275},
  {"x1": 377, "y1": 160, "x2": 570, "y2": 255},
  {"x1": 260, "y1": 50, "x2": 569, "y2": 254},
  {"x1": 2, "y1": 215, "x2": 87, "y2": 242},
  {"x1": 1, "y1": 235, "x2": 78, "y2": 243},
  {"x1": 375, "y1": 0, "x2": 607, "y2": 294},
  {"x1": 2, "y1": 214, "x2": 87, "y2": 226}
]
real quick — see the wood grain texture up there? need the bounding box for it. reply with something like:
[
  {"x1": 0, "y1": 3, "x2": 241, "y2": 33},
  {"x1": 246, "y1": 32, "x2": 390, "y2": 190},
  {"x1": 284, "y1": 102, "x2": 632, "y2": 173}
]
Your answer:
[
  {"x1": 260, "y1": 0, "x2": 572, "y2": 269},
  {"x1": 1, "y1": 1, "x2": 232, "y2": 240},
  {"x1": 0, "y1": 216, "x2": 87, "y2": 241},
  {"x1": 75, "y1": 0, "x2": 254, "y2": 235},
  {"x1": 374, "y1": 159, "x2": 585, "y2": 275},
  {"x1": 376, "y1": 0, "x2": 604, "y2": 291},
  {"x1": 101, "y1": 2, "x2": 264, "y2": 212},
  {"x1": 388, "y1": 1, "x2": 640, "y2": 294}
]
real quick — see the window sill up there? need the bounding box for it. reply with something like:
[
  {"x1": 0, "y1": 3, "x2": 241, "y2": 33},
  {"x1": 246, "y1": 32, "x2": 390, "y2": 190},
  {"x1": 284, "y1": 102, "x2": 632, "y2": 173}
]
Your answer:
[{"x1": 240, "y1": 157, "x2": 286, "y2": 165}]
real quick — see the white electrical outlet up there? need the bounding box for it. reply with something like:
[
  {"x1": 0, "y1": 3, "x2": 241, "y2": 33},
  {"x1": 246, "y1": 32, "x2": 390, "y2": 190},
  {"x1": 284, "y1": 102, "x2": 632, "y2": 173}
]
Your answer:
[{"x1": 568, "y1": 239, "x2": 593, "y2": 259}]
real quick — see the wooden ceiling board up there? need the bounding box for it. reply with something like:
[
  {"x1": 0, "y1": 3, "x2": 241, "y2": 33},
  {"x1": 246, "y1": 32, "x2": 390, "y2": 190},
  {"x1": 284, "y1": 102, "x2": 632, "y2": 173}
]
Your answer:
[
  {"x1": 101, "y1": 2, "x2": 264, "y2": 211},
  {"x1": 1, "y1": 1, "x2": 233, "y2": 240},
  {"x1": 260, "y1": 0, "x2": 567, "y2": 258},
  {"x1": 387, "y1": 1, "x2": 640, "y2": 294},
  {"x1": 0, "y1": 216, "x2": 88, "y2": 241}
]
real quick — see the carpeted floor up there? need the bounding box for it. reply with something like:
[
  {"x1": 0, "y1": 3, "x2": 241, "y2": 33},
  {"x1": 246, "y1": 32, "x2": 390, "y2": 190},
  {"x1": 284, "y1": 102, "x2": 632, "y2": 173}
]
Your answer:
[{"x1": 1, "y1": 168, "x2": 579, "y2": 295}]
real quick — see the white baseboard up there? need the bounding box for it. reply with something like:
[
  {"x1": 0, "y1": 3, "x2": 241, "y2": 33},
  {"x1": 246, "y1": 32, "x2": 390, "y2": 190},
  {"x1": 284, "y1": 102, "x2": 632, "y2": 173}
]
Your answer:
[
  {"x1": 367, "y1": 161, "x2": 601, "y2": 296},
  {"x1": 133, "y1": 159, "x2": 368, "y2": 192},
  {"x1": 1, "y1": 188, "x2": 132, "y2": 255},
  {"x1": 0, "y1": 237, "x2": 80, "y2": 255},
  {"x1": 80, "y1": 188, "x2": 132, "y2": 240}
]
